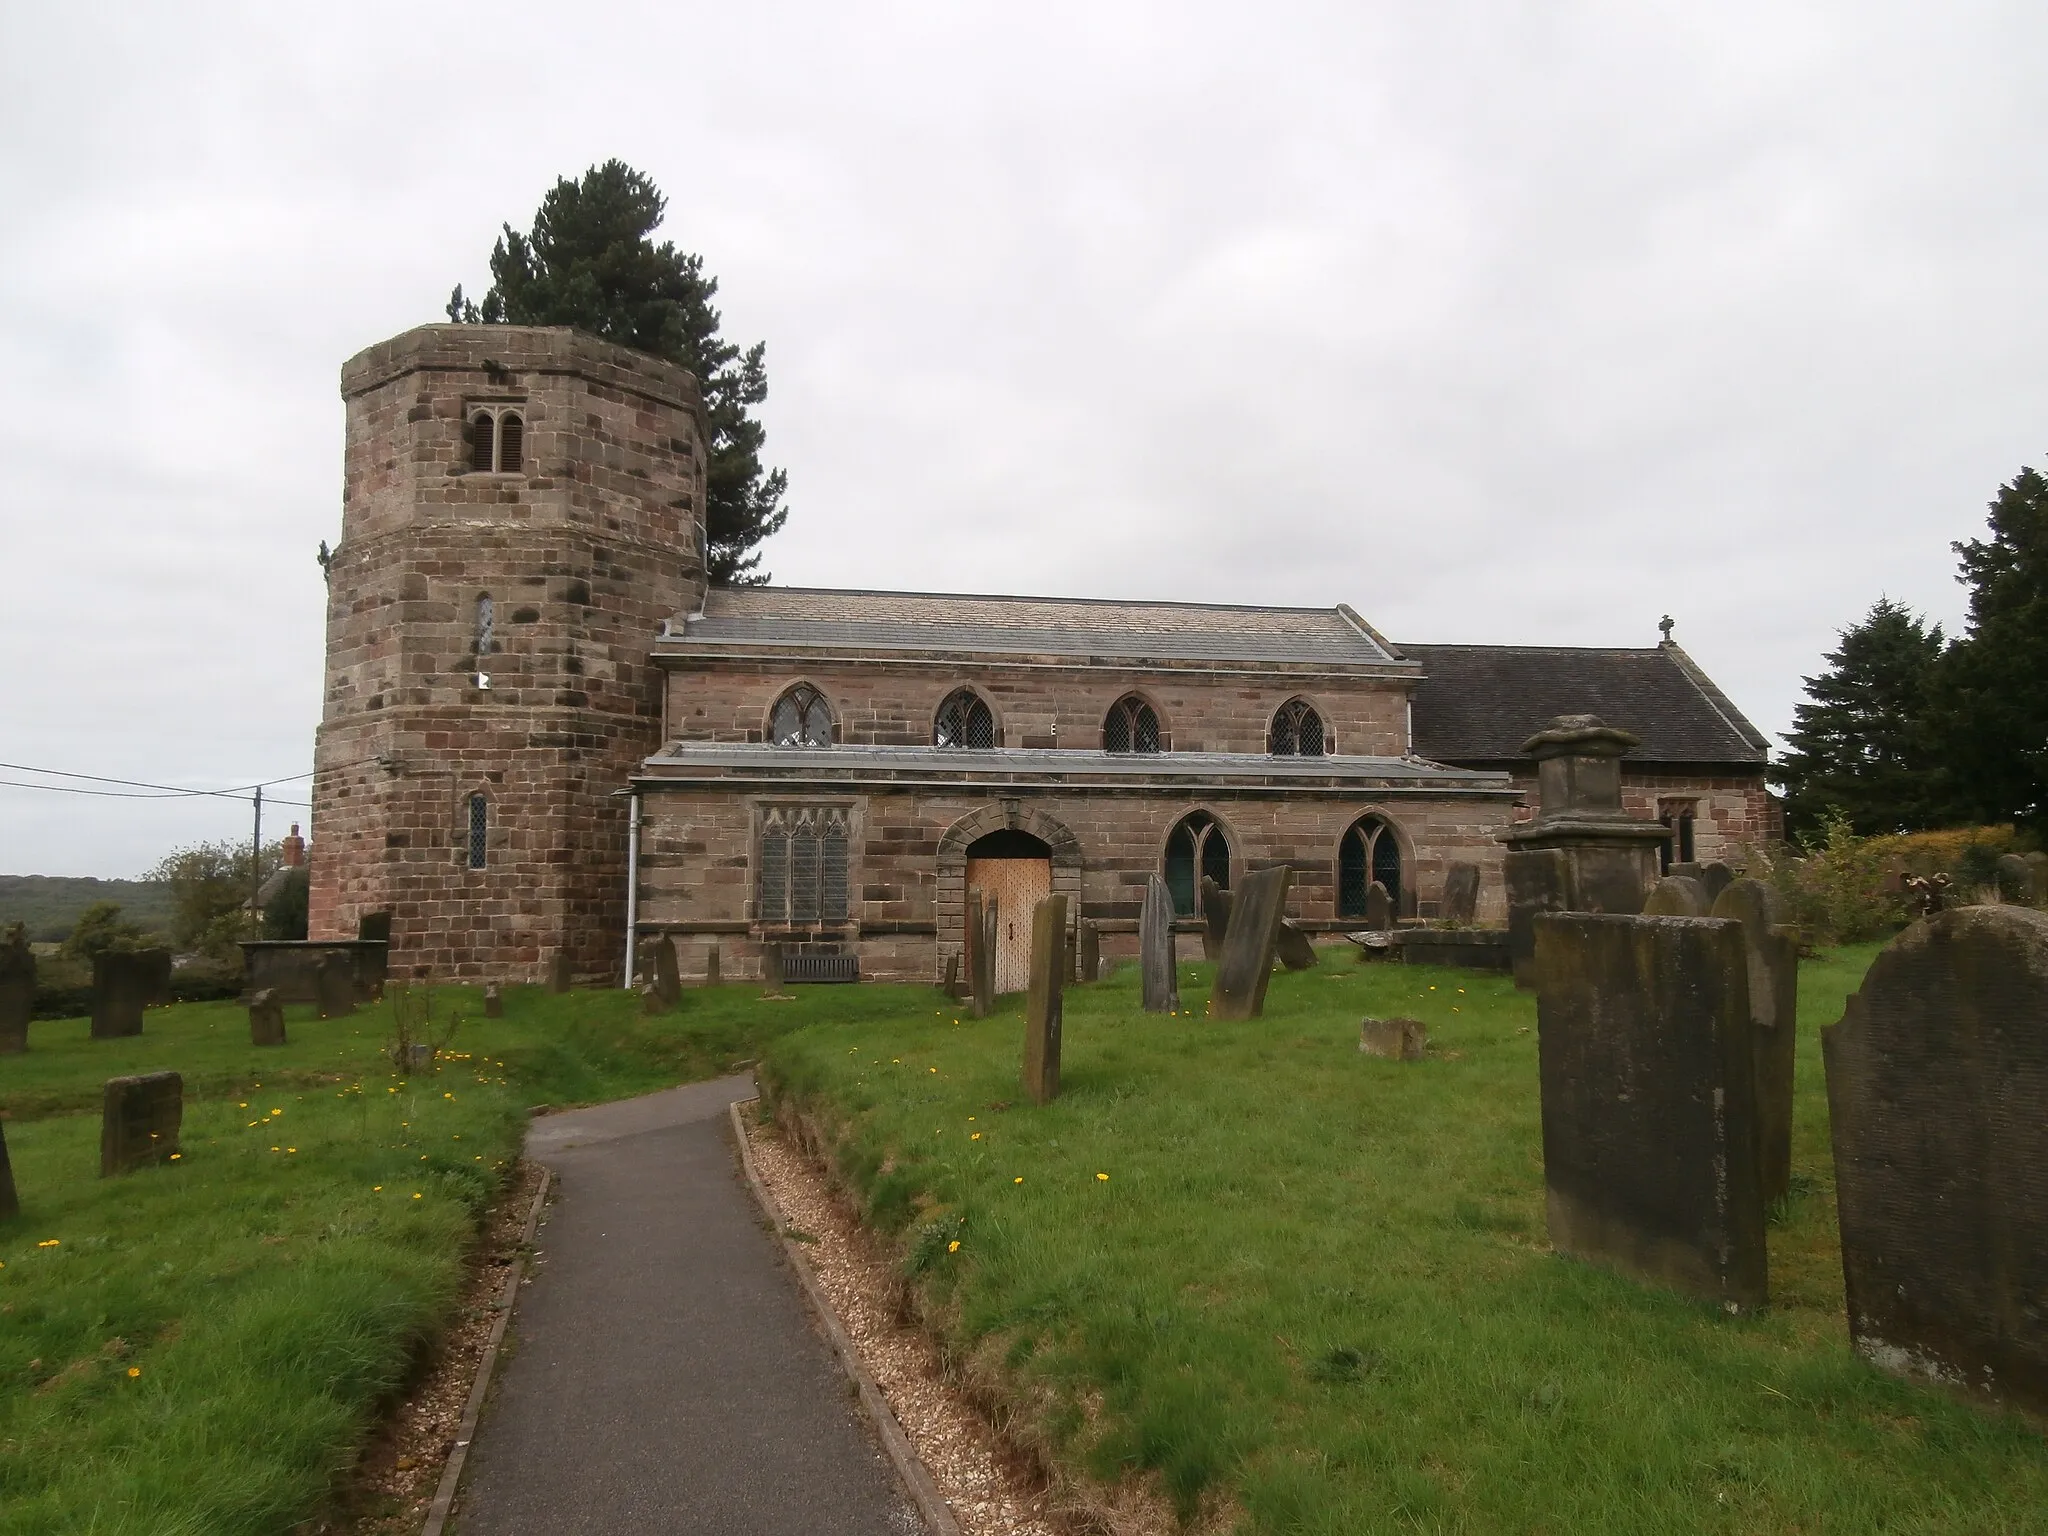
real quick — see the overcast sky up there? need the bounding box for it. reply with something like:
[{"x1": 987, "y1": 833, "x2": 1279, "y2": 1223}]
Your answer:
[{"x1": 3, "y1": 1, "x2": 2043, "y2": 877}]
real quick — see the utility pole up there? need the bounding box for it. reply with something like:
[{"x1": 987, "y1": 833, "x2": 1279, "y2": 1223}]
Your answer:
[{"x1": 250, "y1": 783, "x2": 263, "y2": 933}]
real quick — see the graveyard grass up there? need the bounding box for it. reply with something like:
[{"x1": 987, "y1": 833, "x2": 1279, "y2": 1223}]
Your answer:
[
  {"x1": 0, "y1": 981, "x2": 931, "y2": 1536},
  {"x1": 762, "y1": 946, "x2": 2048, "y2": 1535}
]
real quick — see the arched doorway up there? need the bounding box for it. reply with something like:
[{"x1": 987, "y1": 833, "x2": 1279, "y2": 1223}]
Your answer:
[{"x1": 965, "y1": 827, "x2": 1053, "y2": 994}]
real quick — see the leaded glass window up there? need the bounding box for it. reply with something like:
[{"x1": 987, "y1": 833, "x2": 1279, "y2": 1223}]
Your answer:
[
  {"x1": 1164, "y1": 810, "x2": 1231, "y2": 917},
  {"x1": 1103, "y1": 695, "x2": 1162, "y2": 754},
  {"x1": 757, "y1": 805, "x2": 851, "y2": 924},
  {"x1": 770, "y1": 683, "x2": 833, "y2": 747},
  {"x1": 934, "y1": 688, "x2": 996, "y2": 749},
  {"x1": 466, "y1": 794, "x2": 488, "y2": 870},
  {"x1": 1337, "y1": 815, "x2": 1401, "y2": 916},
  {"x1": 1269, "y1": 698, "x2": 1327, "y2": 757}
]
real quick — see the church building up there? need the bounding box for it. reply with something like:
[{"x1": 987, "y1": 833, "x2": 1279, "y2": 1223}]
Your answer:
[{"x1": 308, "y1": 325, "x2": 1772, "y2": 987}]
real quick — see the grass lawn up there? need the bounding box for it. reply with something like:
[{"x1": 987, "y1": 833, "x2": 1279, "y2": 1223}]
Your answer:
[
  {"x1": 0, "y1": 979, "x2": 936, "y2": 1536},
  {"x1": 761, "y1": 945, "x2": 2048, "y2": 1534}
]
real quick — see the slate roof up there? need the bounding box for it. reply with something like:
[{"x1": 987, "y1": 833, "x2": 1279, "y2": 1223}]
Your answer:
[
  {"x1": 667, "y1": 587, "x2": 1402, "y2": 667},
  {"x1": 1402, "y1": 643, "x2": 1769, "y2": 767}
]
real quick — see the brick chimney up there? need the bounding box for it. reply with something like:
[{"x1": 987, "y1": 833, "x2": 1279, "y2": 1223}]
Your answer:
[{"x1": 281, "y1": 823, "x2": 306, "y2": 868}]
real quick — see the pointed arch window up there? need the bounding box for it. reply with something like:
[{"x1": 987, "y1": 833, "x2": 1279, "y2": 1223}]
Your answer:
[
  {"x1": 467, "y1": 403, "x2": 528, "y2": 473},
  {"x1": 1337, "y1": 815, "x2": 1401, "y2": 916},
  {"x1": 497, "y1": 412, "x2": 523, "y2": 472},
  {"x1": 770, "y1": 683, "x2": 834, "y2": 747},
  {"x1": 470, "y1": 411, "x2": 496, "y2": 472},
  {"x1": 1269, "y1": 698, "x2": 1327, "y2": 757},
  {"x1": 934, "y1": 688, "x2": 996, "y2": 749},
  {"x1": 466, "y1": 794, "x2": 489, "y2": 870},
  {"x1": 1103, "y1": 694, "x2": 1162, "y2": 754},
  {"x1": 1164, "y1": 810, "x2": 1231, "y2": 917}
]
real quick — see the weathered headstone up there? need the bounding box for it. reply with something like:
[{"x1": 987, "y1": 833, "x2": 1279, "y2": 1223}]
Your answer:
[
  {"x1": 248, "y1": 987, "x2": 286, "y2": 1046},
  {"x1": 1712, "y1": 878, "x2": 1799, "y2": 1207},
  {"x1": 761, "y1": 941, "x2": 787, "y2": 996},
  {"x1": 90, "y1": 950, "x2": 150, "y2": 1039},
  {"x1": 1078, "y1": 920, "x2": 1100, "y2": 983},
  {"x1": 1140, "y1": 873, "x2": 1179, "y2": 1013},
  {"x1": 1359, "y1": 1017, "x2": 1427, "y2": 1060},
  {"x1": 547, "y1": 949, "x2": 573, "y2": 994},
  {"x1": 1994, "y1": 852, "x2": 2034, "y2": 905},
  {"x1": 1642, "y1": 875, "x2": 1709, "y2": 917},
  {"x1": 1697, "y1": 862, "x2": 1736, "y2": 907},
  {"x1": 482, "y1": 983, "x2": 504, "y2": 1019},
  {"x1": 0, "y1": 1119, "x2": 16, "y2": 1219},
  {"x1": 651, "y1": 935, "x2": 682, "y2": 1010},
  {"x1": 1823, "y1": 906, "x2": 2048, "y2": 1409},
  {"x1": 705, "y1": 944, "x2": 721, "y2": 985},
  {"x1": 1212, "y1": 865, "x2": 1294, "y2": 1022},
  {"x1": 1440, "y1": 862, "x2": 1481, "y2": 926},
  {"x1": 1276, "y1": 919, "x2": 1318, "y2": 970},
  {"x1": 1533, "y1": 912, "x2": 1767, "y2": 1311},
  {"x1": 1199, "y1": 877, "x2": 1233, "y2": 962},
  {"x1": 138, "y1": 947, "x2": 172, "y2": 1008},
  {"x1": 314, "y1": 952, "x2": 356, "y2": 1019},
  {"x1": 1503, "y1": 848, "x2": 1571, "y2": 989},
  {"x1": 1362, "y1": 881, "x2": 1393, "y2": 932},
  {"x1": 966, "y1": 888, "x2": 996, "y2": 1018},
  {"x1": 1022, "y1": 893, "x2": 1067, "y2": 1105},
  {"x1": 101, "y1": 1070, "x2": 183, "y2": 1176},
  {"x1": 640, "y1": 983, "x2": 663, "y2": 1015},
  {"x1": 941, "y1": 952, "x2": 961, "y2": 998},
  {"x1": 0, "y1": 921, "x2": 33, "y2": 1054}
]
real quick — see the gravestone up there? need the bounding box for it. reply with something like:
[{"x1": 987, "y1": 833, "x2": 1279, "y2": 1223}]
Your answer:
[
  {"x1": 1440, "y1": 862, "x2": 1480, "y2": 926},
  {"x1": 1078, "y1": 920, "x2": 1100, "y2": 983},
  {"x1": 1022, "y1": 893, "x2": 1067, "y2": 1106},
  {"x1": 651, "y1": 935, "x2": 682, "y2": 1010},
  {"x1": 1359, "y1": 1017, "x2": 1427, "y2": 1060},
  {"x1": 966, "y1": 888, "x2": 997, "y2": 1019},
  {"x1": 1712, "y1": 878, "x2": 1799, "y2": 1206},
  {"x1": 1995, "y1": 852, "x2": 2034, "y2": 904},
  {"x1": 761, "y1": 942, "x2": 788, "y2": 997},
  {"x1": 1212, "y1": 865, "x2": 1294, "y2": 1022},
  {"x1": 1363, "y1": 881, "x2": 1393, "y2": 932},
  {"x1": 0, "y1": 1119, "x2": 16, "y2": 1220},
  {"x1": 2025, "y1": 851, "x2": 2048, "y2": 906},
  {"x1": 1276, "y1": 920, "x2": 1318, "y2": 970},
  {"x1": 1140, "y1": 873, "x2": 1179, "y2": 1013},
  {"x1": 1697, "y1": 862, "x2": 1736, "y2": 907},
  {"x1": 705, "y1": 944, "x2": 721, "y2": 985},
  {"x1": 1199, "y1": 877, "x2": 1233, "y2": 962},
  {"x1": 314, "y1": 952, "x2": 356, "y2": 1019},
  {"x1": 482, "y1": 983, "x2": 504, "y2": 1019},
  {"x1": 0, "y1": 921, "x2": 33, "y2": 1054},
  {"x1": 1533, "y1": 912, "x2": 1767, "y2": 1311},
  {"x1": 139, "y1": 947, "x2": 172, "y2": 1008},
  {"x1": 248, "y1": 987, "x2": 286, "y2": 1047},
  {"x1": 941, "y1": 952, "x2": 961, "y2": 998},
  {"x1": 1503, "y1": 848, "x2": 1571, "y2": 989},
  {"x1": 547, "y1": 949, "x2": 572, "y2": 995},
  {"x1": 102, "y1": 1070, "x2": 183, "y2": 1176},
  {"x1": 640, "y1": 983, "x2": 663, "y2": 1015},
  {"x1": 1642, "y1": 875, "x2": 1709, "y2": 917},
  {"x1": 90, "y1": 950, "x2": 150, "y2": 1039},
  {"x1": 1823, "y1": 905, "x2": 2048, "y2": 1410}
]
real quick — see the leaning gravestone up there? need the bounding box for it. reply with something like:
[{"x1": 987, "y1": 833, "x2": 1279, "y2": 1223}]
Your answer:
[
  {"x1": 102, "y1": 1070, "x2": 183, "y2": 1176},
  {"x1": 1140, "y1": 873, "x2": 1179, "y2": 1013},
  {"x1": 1533, "y1": 912, "x2": 1767, "y2": 1311},
  {"x1": 314, "y1": 952, "x2": 356, "y2": 1020},
  {"x1": 91, "y1": 950, "x2": 150, "y2": 1039},
  {"x1": 547, "y1": 949, "x2": 573, "y2": 994},
  {"x1": 0, "y1": 921, "x2": 33, "y2": 1054},
  {"x1": 1199, "y1": 877, "x2": 1234, "y2": 962},
  {"x1": 1022, "y1": 893, "x2": 1067, "y2": 1105},
  {"x1": 1712, "y1": 878, "x2": 1799, "y2": 1206},
  {"x1": 1994, "y1": 852, "x2": 2034, "y2": 905},
  {"x1": 1359, "y1": 1017, "x2": 1427, "y2": 1060},
  {"x1": 1696, "y1": 862, "x2": 1735, "y2": 907},
  {"x1": 1363, "y1": 881, "x2": 1393, "y2": 932},
  {"x1": 941, "y1": 952, "x2": 961, "y2": 999},
  {"x1": 1212, "y1": 865, "x2": 1294, "y2": 1022},
  {"x1": 966, "y1": 888, "x2": 996, "y2": 1019},
  {"x1": 1078, "y1": 920, "x2": 1100, "y2": 983},
  {"x1": 0, "y1": 1119, "x2": 16, "y2": 1219},
  {"x1": 483, "y1": 983, "x2": 504, "y2": 1019},
  {"x1": 1642, "y1": 875, "x2": 1709, "y2": 917},
  {"x1": 1823, "y1": 905, "x2": 2048, "y2": 1410},
  {"x1": 651, "y1": 935, "x2": 682, "y2": 1010},
  {"x1": 1276, "y1": 920, "x2": 1318, "y2": 971},
  {"x1": 248, "y1": 987, "x2": 286, "y2": 1047},
  {"x1": 1441, "y1": 862, "x2": 1480, "y2": 926}
]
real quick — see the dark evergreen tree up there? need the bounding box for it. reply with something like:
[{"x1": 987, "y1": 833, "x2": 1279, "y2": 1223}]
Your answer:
[
  {"x1": 1773, "y1": 597, "x2": 1951, "y2": 838},
  {"x1": 1934, "y1": 464, "x2": 2048, "y2": 832},
  {"x1": 447, "y1": 160, "x2": 787, "y2": 585}
]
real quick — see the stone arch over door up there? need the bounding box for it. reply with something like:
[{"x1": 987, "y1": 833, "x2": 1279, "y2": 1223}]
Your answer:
[{"x1": 937, "y1": 803, "x2": 1083, "y2": 981}]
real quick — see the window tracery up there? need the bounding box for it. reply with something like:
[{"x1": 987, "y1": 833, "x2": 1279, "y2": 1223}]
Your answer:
[
  {"x1": 1103, "y1": 694, "x2": 1162, "y2": 754},
  {"x1": 934, "y1": 688, "x2": 996, "y2": 749},
  {"x1": 1337, "y1": 815, "x2": 1401, "y2": 916},
  {"x1": 1269, "y1": 698, "x2": 1327, "y2": 756},
  {"x1": 770, "y1": 683, "x2": 833, "y2": 747}
]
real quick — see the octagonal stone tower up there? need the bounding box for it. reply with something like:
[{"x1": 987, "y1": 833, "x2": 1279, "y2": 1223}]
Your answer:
[{"x1": 308, "y1": 325, "x2": 706, "y2": 982}]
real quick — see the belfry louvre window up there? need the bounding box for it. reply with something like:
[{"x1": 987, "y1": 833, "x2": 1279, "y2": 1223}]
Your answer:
[
  {"x1": 934, "y1": 688, "x2": 996, "y2": 749},
  {"x1": 468, "y1": 407, "x2": 525, "y2": 473},
  {"x1": 1103, "y1": 695, "x2": 1161, "y2": 754},
  {"x1": 770, "y1": 683, "x2": 833, "y2": 747},
  {"x1": 466, "y1": 794, "x2": 488, "y2": 870},
  {"x1": 1337, "y1": 814, "x2": 1401, "y2": 916},
  {"x1": 1268, "y1": 698, "x2": 1327, "y2": 756},
  {"x1": 757, "y1": 805, "x2": 851, "y2": 924}
]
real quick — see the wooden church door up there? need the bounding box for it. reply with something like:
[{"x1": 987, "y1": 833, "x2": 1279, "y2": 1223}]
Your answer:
[{"x1": 966, "y1": 855, "x2": 1051, "y2": 994}]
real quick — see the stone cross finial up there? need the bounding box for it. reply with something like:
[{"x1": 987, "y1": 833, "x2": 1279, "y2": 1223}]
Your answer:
[{"x1": 1658, "y1": 614, "x2": 1675, "y2": 641}]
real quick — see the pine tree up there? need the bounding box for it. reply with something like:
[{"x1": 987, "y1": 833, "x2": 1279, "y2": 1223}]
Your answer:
[
  {"x1": 447, "y1": 161, "x2": 787, "y2": 585},
  {"x1": 1773, "y1": 597, "x2": 1951, "y2": 838}
]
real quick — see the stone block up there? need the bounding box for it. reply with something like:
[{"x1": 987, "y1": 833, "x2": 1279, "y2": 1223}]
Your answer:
[
  {"x1": 1078, "y1": 920, "x2": 1100, "y2": 983},
  {"x1": 102, "y1": 1070, "x2": 183, "y2": 1176},
  {"x1": 1276, "y1": 920, "x2": 1318, "y2": 970},
  {"x1": 1199, "y1": 877, "x2": 1233, "y2": 961},
  {"x1": 315, "y1": 952, "x2": 356, "y2": 1019},
  {"x1": 1504, "y1": 848, "x2": 1571, "y2": 989},
  {"x1": 1363, "y1": 881, "x2": 1393, "y2": 932},
  {"x1": 0, "y1": 922, "x2": 32, "y2": 1054},
  {"x1": 1140, "y1": 873, "x2": 1179, "y2": 1013},
  {"x1": 1643, "y1": 876, "x2": 1709, "y2": 917},
  {"x1": 547, "y1": 949, "x2": 573, "y2": 994},
  {"x1": 1022, "y1": 893, "x2": 1067, "y2": 1105},
  {"x1": 1397, "y1": 928, "x2": 1511, "y2": 971},
  {"x1": 483, "y1": 983, "x2": 504, "y2": 1019},
  {"x1": 1213, "y1": 865, "x2": 1293, "y2": 1022},
  {"x1": 1441, "y1": 862, "x2": 1480, "y2": 926},
  {"x1": 1823, "y1": 906, "x2": 2048, "y2": 1410},
  {"x1": 0, "y1": 1119, "x2": 16, "y2": 1219},
  {"x1": 1712, "y1": 878, "x2": 1799, "y2": 1206},
  {"x1": 249, "y1": 988, "x2": 286, "y2": 1047},
  {"x1": 1533, "y1": 912, "x2": 1767, "y2": 1311},
  {"x1": 90, "y1": 950, "x2": 150, "y2": 1039},
  {"x1": 1359, "y1": 1017, "x2": 1426, "y2": 1060}
]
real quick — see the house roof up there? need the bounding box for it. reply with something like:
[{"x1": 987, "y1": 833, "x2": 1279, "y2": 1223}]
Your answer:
[
  {"x1": 666, "y1": 587, "x2": 1403, "y2": 667},
  {"x1": 1402, "y1": 643, "x2": 1769, "y2": 766}
]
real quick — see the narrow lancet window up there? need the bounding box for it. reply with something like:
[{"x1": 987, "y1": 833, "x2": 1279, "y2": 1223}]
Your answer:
[
  {"x1": 466, "y1": 794, "x2": 488, "y2": 870},
  {"x1": 498, "y1": 412, "x2": 523, "y2": 472},
  {"x1": 470, "y1": 411, "x2": 496, "y2": 472}
]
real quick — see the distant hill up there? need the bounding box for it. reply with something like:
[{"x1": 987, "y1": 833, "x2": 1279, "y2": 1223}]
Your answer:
[{"x1": 0, "y1": 875, "x2": 175, "y2": 943}]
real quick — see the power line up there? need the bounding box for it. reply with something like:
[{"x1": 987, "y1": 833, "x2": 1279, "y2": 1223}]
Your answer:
[{"x1": 0, "y1": 778, "x2": 310, "y2": 808}]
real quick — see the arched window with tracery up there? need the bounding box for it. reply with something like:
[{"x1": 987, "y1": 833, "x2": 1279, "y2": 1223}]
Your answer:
[
  {"x1": 934, "y1": 688, "x2": 996, "y2": 749},
  {"x1": 1103, "y1": 694, "x2": 1162, "y2": 754},
  {"x1": 1164, "y1": 810, "x2": 1231, "y2": 917},
  {"x1": 757, "y1": 805, "x2": 851, "y2": 924},
  {"x1": 770, "y1": 683, "x2": 834, "y2": 747},
  {"x1": 1337, "y1": 814, "x2": 1402, "y2": 916},
  {"x1": 1269, "y1": 697, "x2": 1327, "y2": 757}
]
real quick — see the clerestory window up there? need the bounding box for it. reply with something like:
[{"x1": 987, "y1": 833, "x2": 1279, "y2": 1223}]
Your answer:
[
  {"x1": 770, "y1": 683, "x2": 834, "y2": 747},
  {"x1": 934, "y1": 688, "x2": 996, "y2": 749},
  {"x1": 1103, "y1": 694, "x2": 1162, "y2": 754},
  {"x1": 1269, "y1": 698, "x2": 1327, "y2": 757},
  {"x1": 468, "y1": 405, "x2": 526, "y2": 473},
  {"x1": 757, "y1": 805, "x2": 851, "y2": 924}
]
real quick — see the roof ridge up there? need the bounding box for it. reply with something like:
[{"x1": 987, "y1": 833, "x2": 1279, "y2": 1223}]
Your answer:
[
  {"x1": 714, "y1": 585, "x2": 1354, "y2": 618},
  {"x1": 1658, "y1": 641, "x2": 1772, "y2": 756}
]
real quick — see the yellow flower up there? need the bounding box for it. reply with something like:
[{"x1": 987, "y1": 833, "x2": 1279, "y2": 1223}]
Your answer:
[
  {"x1": 970, "y1": 1133, "x2": 982, "y2": 1141},
  {"x1": 1096, "y1": 1172, "x2": 1109, "y2": 1182},
  {"x1": 287, "y1": 1148, "x2": 297, "y2": 1154},
  {"x1": 1014, "y1": 1177, "x2": 1024, "y2": 1184},
  {"x1": 929, "y1": 1067, "x2": 938, "y2": 1074},
  {"x1": 412, "y1": 1193, "x2": 422, "y2": 1200},
  {"x1": 947, "y1": 1240, "x2": 960, "y2": 1253},
  {"x1": 443, "y1": 1092, "x2": 453, "y2": 1099},
  {"x1": 373, "y1": 1186, "x2": 383, "y2": 1192},
  {"x1": 127, "y1": 1366, "x2": 141, "y2": 1378},
  {"x1": 38, "y1": 1239, "x2": 59, "y2": 1247},
  {"x1": 169, "y1": 1153, "x2": 181, "y2": 1161}
]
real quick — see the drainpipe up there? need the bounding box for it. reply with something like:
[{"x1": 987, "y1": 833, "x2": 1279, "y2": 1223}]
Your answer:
[
  {"x1": 623, "y1": 790, "x2": 641, "y2": 988},
  {"x1": 1405, "y1": 698, "x2": 1415, "y2": 756}
]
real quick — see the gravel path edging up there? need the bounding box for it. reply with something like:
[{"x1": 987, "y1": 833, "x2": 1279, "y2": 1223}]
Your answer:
[
  {"x1": 420, "y1": 1163, "x2": 554, "y2": 1536},
  {"x1": 728, "y1": 1095, "x2": 964, "y2": 1536}
]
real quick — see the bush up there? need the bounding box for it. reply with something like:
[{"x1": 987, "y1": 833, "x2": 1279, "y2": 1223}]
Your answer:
[
  {"x1": 60, "y1": 900, "x2": 146, "y2": 961},
  {"x1": 1744, "y1": 819, "x2": 2035, "y2": 946}
]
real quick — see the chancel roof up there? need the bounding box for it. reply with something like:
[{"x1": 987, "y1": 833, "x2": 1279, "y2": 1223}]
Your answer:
[
  {"x1": 669, "y1": 587, "x2": 1403, "y2": 667},
  {"x1": 1402, "y1": 643, "x2": 1769, "y2": 767}
]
